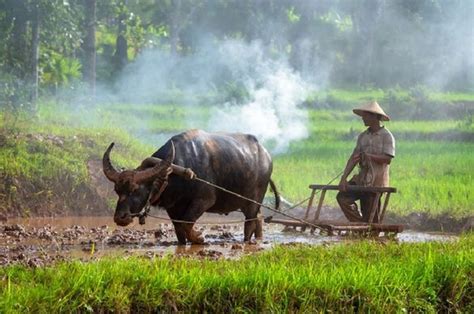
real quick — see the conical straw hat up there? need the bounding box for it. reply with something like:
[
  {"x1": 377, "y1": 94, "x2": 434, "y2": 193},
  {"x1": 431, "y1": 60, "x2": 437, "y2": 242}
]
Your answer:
[{"x1": 353, "y1": 101, "x2": 390, "y2": 121}]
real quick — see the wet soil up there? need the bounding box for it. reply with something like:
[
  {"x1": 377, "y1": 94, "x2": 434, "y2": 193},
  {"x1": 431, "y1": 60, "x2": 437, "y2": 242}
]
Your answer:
[
  {"x1": 384, "y1": 212, "x2": 474, "y2": 233},
  {"x1": 0, "y1": 214, "x2": 458, "y2": 268},
  {"x1": 262, "y1": 201, "x2": 474, "y2": 233}
]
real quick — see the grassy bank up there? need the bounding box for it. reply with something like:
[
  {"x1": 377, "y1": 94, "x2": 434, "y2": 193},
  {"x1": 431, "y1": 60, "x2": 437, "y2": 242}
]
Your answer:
[
  {"x1": 0, "y1": 113, "x2": 152, "y2": 216},
  {"x1": 1, "y1": 234, "x2": 473, "y2": 312}
]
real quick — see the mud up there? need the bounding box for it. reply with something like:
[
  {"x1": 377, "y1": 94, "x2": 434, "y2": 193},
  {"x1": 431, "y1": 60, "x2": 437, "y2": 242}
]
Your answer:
[
  {"x1": 262, "y1": 201, "x2": 474, "y2": 233},
  {"x1": 0, "y1": 214, "x2": 459, "y2": 268},
  {"x1": 384, "y1": 212, "x2": 474, "y2": 233}
]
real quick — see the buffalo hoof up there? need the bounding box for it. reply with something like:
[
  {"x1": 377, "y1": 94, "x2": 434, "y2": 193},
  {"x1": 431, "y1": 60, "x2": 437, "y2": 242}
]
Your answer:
[
  {"x1": 186, "y1": 228, "x2": 204, "y2": 244},
  {"x1": 189, "y1": 233, "x2": 204, "y2": 244}
]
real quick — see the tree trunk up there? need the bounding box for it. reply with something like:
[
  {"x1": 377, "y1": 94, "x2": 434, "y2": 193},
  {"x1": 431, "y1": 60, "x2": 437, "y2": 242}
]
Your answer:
[
  {"x1": 7, "y1": 0, "x2": 28, "y2": 78},
  {"x1": 30, "y1": 0, "x2": 40, "y2": 110},
  {"x1": 114, "y1": 0, "x2": 128, "y2": 74},
  {"x1": 3, "y1": 0, "x2": 28, "y2": 112},
  {"x1": 351, "y1": 0, "x2": 381, "y2": 87},
  {"x1": 83, "y1": 0, "x2": 96, "y2": 100},
  {"x1": 170, "y1": 0, "x2": 182, "y2": 55}
]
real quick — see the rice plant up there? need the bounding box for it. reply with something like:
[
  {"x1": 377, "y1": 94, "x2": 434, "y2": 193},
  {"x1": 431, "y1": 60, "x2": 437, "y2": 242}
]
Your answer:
[{"x1": 1, "y1": 234, "x2": 472, "y2": 312}]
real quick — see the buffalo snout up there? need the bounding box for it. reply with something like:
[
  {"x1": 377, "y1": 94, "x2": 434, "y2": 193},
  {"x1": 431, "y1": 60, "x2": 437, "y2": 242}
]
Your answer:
[{"x1": 114, "y1": 212, "x2": 133, "y2": 226}]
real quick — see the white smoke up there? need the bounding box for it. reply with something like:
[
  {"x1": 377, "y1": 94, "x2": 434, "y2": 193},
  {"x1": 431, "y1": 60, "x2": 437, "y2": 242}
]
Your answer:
[
  {"x1": 207, "y1": 40, "x2": 309, "y2": 153},
  {"x1": 114, "y1": 38, "x2": 312, "y2": 153}
]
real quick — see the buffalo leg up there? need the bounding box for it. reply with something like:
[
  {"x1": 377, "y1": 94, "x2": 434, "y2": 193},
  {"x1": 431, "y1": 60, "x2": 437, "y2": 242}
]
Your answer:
[
  {"x1": 183, "y1": 223, "x2": 204, "y2": 244},
  {"x1": 181, "y1": 198, "x2": 214, "y2": 244},
  {"x1": 242, "y1": 204, "x2": 262, "y2": 242},
  {"x1": 244, "y1": 220, "x2": 257, "y2": 242},
  {"x1": 172, "y1": 222, "x2": 203, "y2": 245},
  {"x1": 243, "y1": 214, "x2": 262, "y2": 241},
  {"x1": 255, "y1": 213, "x2": 263, "y2": 239},
  {"x1": 172, "y1": 222, "x2": 187, "y2": 245}
]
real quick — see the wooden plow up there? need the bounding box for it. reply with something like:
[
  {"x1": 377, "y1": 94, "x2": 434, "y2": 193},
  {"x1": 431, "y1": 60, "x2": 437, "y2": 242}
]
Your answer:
[{"x1": 268, "y1": 185, "x2": 403, "y2": 237}]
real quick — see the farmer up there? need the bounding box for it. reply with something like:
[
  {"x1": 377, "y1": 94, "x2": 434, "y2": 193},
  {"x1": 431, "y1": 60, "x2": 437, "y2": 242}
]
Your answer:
[{"x1": 337, "y1": 101, "x2": 395, "y2": 223}]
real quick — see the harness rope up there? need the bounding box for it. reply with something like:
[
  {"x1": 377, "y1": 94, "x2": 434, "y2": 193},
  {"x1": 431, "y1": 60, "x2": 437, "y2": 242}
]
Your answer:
[
  {"x1": 359, "y1": 152, "x2": 376, "y2": 187},
  {"x1": 135, "y1": 168, "x2": 344, "y2": 232}
]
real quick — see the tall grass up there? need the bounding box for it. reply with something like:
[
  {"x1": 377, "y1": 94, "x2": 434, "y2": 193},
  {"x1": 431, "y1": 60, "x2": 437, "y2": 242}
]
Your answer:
[{"x1": 1, "y1": 234, "x2": 473, "y2": 312}]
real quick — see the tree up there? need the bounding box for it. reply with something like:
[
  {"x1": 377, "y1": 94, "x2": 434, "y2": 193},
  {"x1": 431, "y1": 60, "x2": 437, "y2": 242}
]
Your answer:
[
  {"x1": 30, "y1": 0, "x2": 40, "y2": 107},
  {"x1": 114, "y1": 0, "x2": 128, "y2": 74},
  {"x1": 83, "y1": 0, "x2": 96, "y2": 99}
]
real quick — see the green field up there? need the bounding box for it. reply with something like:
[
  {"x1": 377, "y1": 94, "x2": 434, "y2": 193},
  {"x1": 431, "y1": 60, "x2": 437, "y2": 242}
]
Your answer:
[
  {"x1": 273, "y1": 111, "x2": 474, "y2": 216},
  {"x1": 1, "y1": 234, "x2": 472, "y2": 312},
  {"x1": 1, "y1": 89, "x2": 473, "y2": 218},
  {"x1": 1, "y1": 92, "x2": 473, "y2": 312}
]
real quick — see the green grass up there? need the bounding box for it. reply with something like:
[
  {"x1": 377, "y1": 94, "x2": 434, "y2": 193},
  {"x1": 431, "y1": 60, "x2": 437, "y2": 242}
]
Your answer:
[
  {"x1": 37, "y1": 101, "x2": 212, "y2": 134},
  {"x1": 308, "y1": 89, "x2": 474, "y2": 105},
  {"x1": 0, "y1": 108, "x2": 153, "y2": 192},
  {"x1": 0, "y1": 92, "x2": 472, "y2": 312},
  {"x1": 308, "y1": 89, "x2": 388, "y2": 104},
  {"x1": 272, "y1": 110, "x2": 474, "y2": 216},
  {"x1": 1, "y1": 90, "x2": 473, "y2": 217},
  {"x1": 273, "y1": 140, "x2": 474, "y2": 217},
  {"x1": 430, "y1": 91, "x2": 474, "y2": 102},
  {"x1": 1, "y1": 234, "x2": 472, "y2": 312},
  {"x1": 0, "y1": 126, "x2": 149, "y2": 183}
]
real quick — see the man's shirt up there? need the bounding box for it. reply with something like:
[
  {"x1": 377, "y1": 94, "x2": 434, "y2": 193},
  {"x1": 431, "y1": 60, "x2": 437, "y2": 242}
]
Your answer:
[{"x1": 351, "y1": 127, "x2": 395, "y2": 187}]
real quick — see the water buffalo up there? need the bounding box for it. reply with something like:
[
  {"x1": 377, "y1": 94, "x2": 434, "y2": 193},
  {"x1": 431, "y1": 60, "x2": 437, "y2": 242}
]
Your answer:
[{"x1": 103, "y1": 129, "x2": 280, "y2": 244}]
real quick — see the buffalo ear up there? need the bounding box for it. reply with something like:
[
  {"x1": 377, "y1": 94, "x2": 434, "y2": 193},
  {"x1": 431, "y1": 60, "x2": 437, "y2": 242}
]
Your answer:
[{"x1": 138, "y1": 157, "x2": 161, "y2": 170}]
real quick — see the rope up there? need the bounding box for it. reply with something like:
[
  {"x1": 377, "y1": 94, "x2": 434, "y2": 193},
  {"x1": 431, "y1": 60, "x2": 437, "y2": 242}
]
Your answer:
[
  {"x1": 193, "y1": 177, "x2": 329, "y2": 230},
  {"x1": 275, "y1": 170, "x2": 344, "y2": 214},
  {"x1": 143, "y1": 213, "x2": 261, "y2": 225},
  {"x1": 139, "y1": 169, "x2": 345, "y2": 233},
  {"x1": 360, "y1": 152, "x2": 375, "y2": 187}
]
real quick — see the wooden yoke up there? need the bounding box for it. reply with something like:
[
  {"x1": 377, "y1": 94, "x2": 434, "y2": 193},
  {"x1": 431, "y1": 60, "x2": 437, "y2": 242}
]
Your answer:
[
  {"x1": 305, "y1": 185, "x2": 397, "y2": 223},
  {"x1": 268, "y1": 184, "x2": 401, "y2": 236}
]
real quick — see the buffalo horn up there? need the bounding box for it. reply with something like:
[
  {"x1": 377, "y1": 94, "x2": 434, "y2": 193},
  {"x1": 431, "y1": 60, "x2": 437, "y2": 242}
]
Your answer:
[
  {"x1": 134, "y1": 141, "x2": 175, "y2": 184},
  {"x1": 102, "y1": 142, "x2": 120, "y2": 183},
  {"x1": 140, "y1": 156, "x2": 194, "y2": 179},
  {"x1": 165, "y1": 141, "x2": 176, "y2": 166}
]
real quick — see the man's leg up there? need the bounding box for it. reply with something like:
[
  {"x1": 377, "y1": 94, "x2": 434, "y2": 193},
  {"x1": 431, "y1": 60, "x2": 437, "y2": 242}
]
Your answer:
[
  {"x1": 360, "y1": 193, "x2": 381, "y2": 223},
  {"x1": 336, "y1": 190, "x2": 364, "y2": 222}
]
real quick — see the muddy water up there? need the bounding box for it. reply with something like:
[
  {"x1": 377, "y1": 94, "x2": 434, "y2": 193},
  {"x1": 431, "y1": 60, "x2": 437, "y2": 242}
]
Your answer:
[{"x1": 0, "y1": 214, "x2": 457, "y2": 267}]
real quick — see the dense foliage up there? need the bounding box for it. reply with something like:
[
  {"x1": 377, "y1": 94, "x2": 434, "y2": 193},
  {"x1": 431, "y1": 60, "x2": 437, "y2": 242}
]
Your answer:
[{"x1": 0, "y1": 0, "x2": 473, "y2": 113}]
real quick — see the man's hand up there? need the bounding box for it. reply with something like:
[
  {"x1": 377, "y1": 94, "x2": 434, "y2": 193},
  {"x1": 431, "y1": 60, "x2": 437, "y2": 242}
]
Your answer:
[
  {"x1": 351, "y1": 152, "x2": 361, "y2": 164},
  {"x1": 339, "y1": 178, "x2": 348, "y2": 192},
  {"x1": 339, "y1": 152, "x2": 360, "y2": 192},
  {"x1": 363, "y1": 152, "x2": 392, "y2": 165}
]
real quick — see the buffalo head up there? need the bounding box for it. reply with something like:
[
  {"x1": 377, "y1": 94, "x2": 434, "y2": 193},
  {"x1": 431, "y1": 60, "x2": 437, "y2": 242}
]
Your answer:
[{"x1": 102, "y1": 142, "x2": 175, "y2": 226}]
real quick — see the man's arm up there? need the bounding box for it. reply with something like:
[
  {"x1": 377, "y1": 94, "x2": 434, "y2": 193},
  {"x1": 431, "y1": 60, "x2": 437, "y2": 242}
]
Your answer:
[
  {"x1": 364, "y1": 153, "x2": 393, "y2": 165},
  {"x1": 339, "y1": 152, "x2": 360, "y2": 192}
]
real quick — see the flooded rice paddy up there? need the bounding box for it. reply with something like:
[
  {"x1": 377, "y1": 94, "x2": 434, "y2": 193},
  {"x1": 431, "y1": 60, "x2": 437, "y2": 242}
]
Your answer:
[{"x1": 0, "y1": 214, "x2": 458, "y2": 267}]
